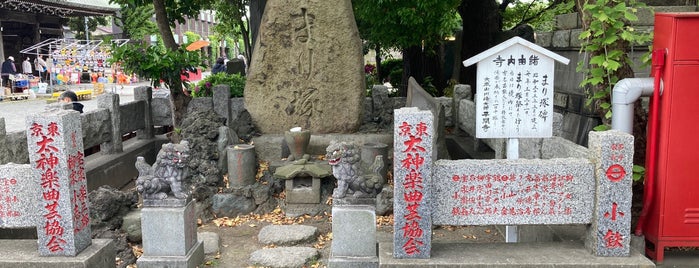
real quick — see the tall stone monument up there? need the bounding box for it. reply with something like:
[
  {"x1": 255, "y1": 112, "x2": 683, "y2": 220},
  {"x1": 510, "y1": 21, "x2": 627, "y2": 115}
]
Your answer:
[
  {"x1": 26, "y1": 110, "x2": 91, "y2": 256},
  {"x1": 245, "y1": 0, "x2": 365, "y2": 134}
]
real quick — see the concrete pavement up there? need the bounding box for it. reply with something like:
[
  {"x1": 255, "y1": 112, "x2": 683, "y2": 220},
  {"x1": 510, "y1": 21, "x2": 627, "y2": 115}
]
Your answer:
[{"x1": 0, "y1": 83, "x2": 142, "y2": 133}]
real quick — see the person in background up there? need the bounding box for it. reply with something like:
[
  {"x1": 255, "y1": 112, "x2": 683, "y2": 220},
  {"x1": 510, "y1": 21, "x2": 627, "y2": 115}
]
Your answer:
[
  {"x1": 1, "y1": 56, "x2": 17, "y2": 88},
  {"x1": 35, "y1": 56, "x2": 48, "y2": 82},
  {"x1": 22, "y1": 57, "x2": 32, "y2": 75},
  {"x1": 59, "y1": 90, "x2": 84, "y2": 113},
  {"x1": 212, "y1": 57, "x2": 226, "y2": 74}
]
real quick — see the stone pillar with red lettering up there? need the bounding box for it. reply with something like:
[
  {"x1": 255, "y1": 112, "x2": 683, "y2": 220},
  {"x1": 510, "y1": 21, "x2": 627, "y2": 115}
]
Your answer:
[
  {"x1": 586, "y1": 130, "x2": 634, "y2": 256},
  {"x1": 26, "y1": 109, "x2": 91, "y2": 256},
  {"x1": 393, "y1": 107, "x2": 433, "y2": 258}
]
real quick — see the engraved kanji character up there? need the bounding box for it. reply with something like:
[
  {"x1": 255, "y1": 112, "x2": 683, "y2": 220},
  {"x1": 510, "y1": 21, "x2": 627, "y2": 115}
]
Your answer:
[
  {"x1": 30, "y1": 123, "x2": 43, "y2": 137},
  {"x1": 403, "y1": 135, "x2": 425, "y2": 153},
  {"x1": 402, "y1": 220, "x2": 424, "y2": 238},
  {"x1": 44, "y1": 220, "x2": 64, "y2": 236},
  {"x1": 47, "y1": 122, "x2": 59, "y2": 137},
  {"x1": 46, "y1": 235, "x2": 66, "y2": 252},
  {"x1": 35, "y1": 136, "x2": 58, "y2": 154},
  {"x1": 403, "y1": 169, "x2": 424, "y2": 189},
  {"x1": 399, "y1": 122, "x2": 412, "y2": 136},
  {"x1": 604, "y1": 230, "x2": 624, "y2": 248}
]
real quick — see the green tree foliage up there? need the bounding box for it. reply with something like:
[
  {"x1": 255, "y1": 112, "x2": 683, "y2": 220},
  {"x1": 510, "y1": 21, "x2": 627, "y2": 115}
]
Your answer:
[
  {"x1": 211, "y1": 0, "x2": 252, "y2": 63},
  {"x1": 109, "y1": 44, "x2": 201, "y2": 92},
  {"x1": 110, "y1": 0, "x2": 214, "y2": 128},
  {"x1": 353, "y1": 0, "x2": 460, "y2": 52},
  {"x1": 183, "y1": 31, "x2": 202, "y2": 45},
  {"x1": 500, "y1": 0, "x2": 574, "y2": 32},
  {"x1": 115, "y1": 4, "x2": 158, "y2": 40},
  {"x1": 192, "y1": 72, "x2": 246, "y2": 98},
  {"x1": 576, "y1": 0, "x2": 651, "y2": 127},
  {"x1": 67, "y1": 16, "x2": 109, "y2": 40},
  {"x1": 353, "y1": 0, "x2": 461, "y2": 94}
]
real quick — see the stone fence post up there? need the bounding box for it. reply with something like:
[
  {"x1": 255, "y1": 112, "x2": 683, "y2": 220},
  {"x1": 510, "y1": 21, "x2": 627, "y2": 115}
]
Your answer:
[
  {"x1": 134, "y1": 86, "x2": 154, "y2": 139},
  {"x1": 213, "y1": 85, "x2": 231, "y2": 124},
  {"x1": 98, "y1": 93, "x2": 123, "y2": 153},
  {"x1": 26, "y1": 109, "x2": 91, "y2": 256}
]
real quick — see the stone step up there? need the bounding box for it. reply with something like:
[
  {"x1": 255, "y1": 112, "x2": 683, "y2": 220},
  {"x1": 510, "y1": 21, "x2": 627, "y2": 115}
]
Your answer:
[
  {"x1": 249, "y1": 247, "x2": 319, "y2": 268},
  {"x1": 258, "y1": 224, "x2": 318, "y2": 246},
  {"x1": 378, "y1": 241, "x2": 655, "y2": 267}
]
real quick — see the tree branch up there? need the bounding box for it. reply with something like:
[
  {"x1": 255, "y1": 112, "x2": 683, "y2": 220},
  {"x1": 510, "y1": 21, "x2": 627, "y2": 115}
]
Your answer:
[
  {"x1": 499, "y1": 0, "x2": 513, "y2": 12},
  {"x1": 513, "y1": 0, "x2": 566, "y2": 29}
]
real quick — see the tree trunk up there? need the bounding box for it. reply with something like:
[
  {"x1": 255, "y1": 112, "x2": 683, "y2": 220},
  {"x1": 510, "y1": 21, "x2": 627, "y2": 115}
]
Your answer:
[
  {"x1": 238, "y1": 18, "x2": 252, "y2": 66},
  {"x1": 249, "y1": 0, "x2": 267, "y2": 59},
  {"x1": 374, "y1": 43, "x2": 382, "y2": 81},
  {"x1": 425, "y1": 44, "x2": 446, "y2": 96},
  {"x1": 401, "y1": 45, "x2": 424, "y2": 96},
  {"x1": 459, "y1": 0, "x2": 502, "y2": 98},
  {"x1": 153, "y1": 0, "x2": 189, "y2": 129}
]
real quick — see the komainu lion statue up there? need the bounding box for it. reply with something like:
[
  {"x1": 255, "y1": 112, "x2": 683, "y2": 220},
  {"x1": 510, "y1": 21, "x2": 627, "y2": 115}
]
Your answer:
[
  {"x1": 326, "y1": 141, "x2": 385, "y2": 199},
  {"x1": 135, "y1": 141, "x2": 191, "y2": 200}
]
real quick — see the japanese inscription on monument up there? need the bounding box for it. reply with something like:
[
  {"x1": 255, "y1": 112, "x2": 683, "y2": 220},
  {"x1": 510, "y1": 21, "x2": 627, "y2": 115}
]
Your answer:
[
  {"x1": 393, "y1": 107, "x2": 433, "y2": 258},
  {"x1": 431, "y1": 158, "x2": 595, "y2": 225},
  {"x1": 26, "y1": 110, "x2": 91, "y2": 256},
  {"x1": 463, "y1": 37, "x2": 569, "y2": 138}
]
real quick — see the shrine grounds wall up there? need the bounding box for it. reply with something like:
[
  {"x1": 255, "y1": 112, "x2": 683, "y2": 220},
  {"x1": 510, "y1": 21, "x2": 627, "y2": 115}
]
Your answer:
[{"x1": 535, "y1": 5, "x2": 697, "y2": 146}]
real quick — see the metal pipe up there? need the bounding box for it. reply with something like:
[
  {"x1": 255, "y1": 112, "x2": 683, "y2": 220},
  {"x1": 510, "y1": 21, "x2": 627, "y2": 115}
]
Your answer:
[{"x1": 611, "y1": 77, "x2": 658, "y2": 134}]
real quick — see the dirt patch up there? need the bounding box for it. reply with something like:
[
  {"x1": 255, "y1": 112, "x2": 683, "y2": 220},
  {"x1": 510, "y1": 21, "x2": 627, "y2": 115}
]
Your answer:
[{"x1": 194, "y1": 203, "x2": 503, "y2": 267}]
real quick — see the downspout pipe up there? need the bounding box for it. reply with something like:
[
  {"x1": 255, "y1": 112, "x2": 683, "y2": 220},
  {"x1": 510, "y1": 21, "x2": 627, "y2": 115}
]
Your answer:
[{"x1": 611, "y1": 77, "x2": 660, "y2": 134}]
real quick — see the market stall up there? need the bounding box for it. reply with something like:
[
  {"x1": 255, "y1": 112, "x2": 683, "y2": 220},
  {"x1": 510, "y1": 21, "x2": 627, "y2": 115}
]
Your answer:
[{"x1": 20, "y1": 38, "x2": 129, "y2": 93}]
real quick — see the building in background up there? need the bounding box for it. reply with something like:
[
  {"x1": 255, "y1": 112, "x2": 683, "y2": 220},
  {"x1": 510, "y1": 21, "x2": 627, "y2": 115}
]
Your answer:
[{"x1": 0, "y1": 0, "x2": 119, "y2": 61}]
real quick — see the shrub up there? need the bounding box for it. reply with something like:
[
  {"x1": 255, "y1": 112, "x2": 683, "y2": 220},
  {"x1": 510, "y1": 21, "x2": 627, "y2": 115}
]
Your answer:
[
  {"x1": 192, "y1": 72, "x2": 245, "y2": 98},
  {"x1": 380, "y1": 59, "x2": 403, "y2": 82}
]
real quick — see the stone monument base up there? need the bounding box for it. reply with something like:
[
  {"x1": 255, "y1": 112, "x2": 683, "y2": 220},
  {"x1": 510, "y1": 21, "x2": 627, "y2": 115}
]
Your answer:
[
  {"x1": 137, "y1": 241, "x2": 205, "y2": 268},
  {"x1": 329, "y1": 256, "x2": 379, "y2": 268},
  {"x1": 0, "y1": 239, "x2": 114, "y2": 268},
  {"x1": 333, "y1": 196, "x2": 376, "y2": 206},
  {"x1": 378, "y1": 241, "x2": 654, "y2": 267},
  {"x1": 330, "y1": 205, "x2": 377, "y2": 268}
]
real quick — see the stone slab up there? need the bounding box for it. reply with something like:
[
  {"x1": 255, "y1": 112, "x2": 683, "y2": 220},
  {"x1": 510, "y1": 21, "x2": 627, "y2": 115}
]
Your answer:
[
  {"x1": 198, "y1": 231, "x2": 220, "y2": 255},
  {"x1": 0, "y1": 163, "x2": 39, "y2": 228},
  {"x1": 378, "y1": 241, "x2": 655, "y2": 267},
  {"x1": 555, "y1": 13, "x2": 580, "y2": 30},
  {"x1": 328, "y1": 256, "x2": 379, "y2": 268},
  {"x1": 552, "y1": 30, "x2": 571, "y2": 48},
  {"x1": 331, "y1": 205, "x2": 376, "y2": 257},
  {"x1": 249, "y1": 246, "x2": 319, "y2": 268},
  {"x1": 245, "y1": 0, "x2": 364, "y2": 134},
  {"x1": 0, "y1": 239, "x2": 115, "y2": 268},
  {"x1": 141, "y1": 200, "x2": 198, "y2": 256},
  {"x1": 393, "y1": 107, "x2": 433, "y2": 258},
  {"x1": 431, "y1": 158, "x2": 595, "y2": 225},
  {"x1": 137, "y1": 241, "x2": 204, "y2": 268},
  {"x1": 258, "y1": 224, "x2": 318, "y2": 246}
]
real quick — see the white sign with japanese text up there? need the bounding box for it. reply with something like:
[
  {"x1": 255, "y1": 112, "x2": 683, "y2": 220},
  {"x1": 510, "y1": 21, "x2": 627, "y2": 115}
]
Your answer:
[{"x1": 464, "y1": 37, "x2": 569, "y2": 139}]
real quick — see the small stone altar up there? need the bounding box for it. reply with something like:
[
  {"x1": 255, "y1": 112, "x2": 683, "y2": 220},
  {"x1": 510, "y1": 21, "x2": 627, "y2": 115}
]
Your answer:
[
  {"x1": 135, "y1": 141, "x2": 204, "y2": 268},
  {"x1": 274, "y1": 128, "x2": 332, "y2": 216}
]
